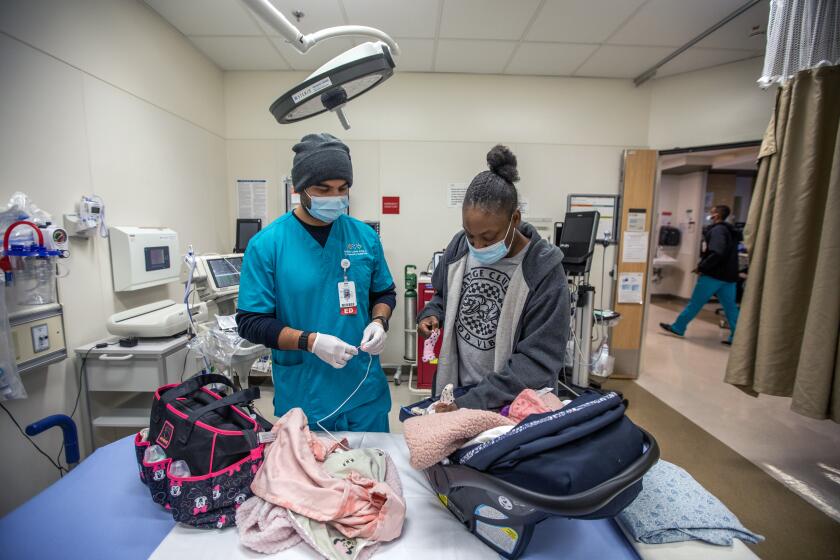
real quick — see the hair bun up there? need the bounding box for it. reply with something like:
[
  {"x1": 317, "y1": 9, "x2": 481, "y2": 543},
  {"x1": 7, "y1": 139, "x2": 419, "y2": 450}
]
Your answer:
[{"x1": 486, "y1": 145, "x2": 519, "y2": 184}]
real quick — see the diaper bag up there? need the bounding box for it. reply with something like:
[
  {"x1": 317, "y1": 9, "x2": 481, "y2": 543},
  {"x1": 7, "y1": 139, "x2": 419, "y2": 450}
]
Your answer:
[{"x1": 133, "y1": 374, "x2": 272, "y2": 529}]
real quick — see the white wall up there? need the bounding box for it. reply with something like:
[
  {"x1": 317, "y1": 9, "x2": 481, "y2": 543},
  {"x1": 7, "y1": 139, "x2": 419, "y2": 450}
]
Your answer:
[
  {"x1": 0, "y1": 0, "x2": 226, "y2": 515},
  {"x1": 225, "y1": 71, "x2": 652, "y2": 365},
  {"x1": 651, "y1": 172, "x2": 706, "y2": 298},
  {"x1": 647, "y1": 57, "x2": 773, "y2": 149}
]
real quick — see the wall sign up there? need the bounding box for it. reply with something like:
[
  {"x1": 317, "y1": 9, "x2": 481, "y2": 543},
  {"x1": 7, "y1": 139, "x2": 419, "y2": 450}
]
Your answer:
[
  {"x1": 618, "y1": 272, "x2": 644, "y2": 304},
  {"x1": 382, "y1": 196, "x2": 400, "y2": 214},
  {"x1": 447, "y1": 183, "x2": 467, "y2": 207},
  {"x1": 627, "y1": 208, "x2": 647, "y2": 232}
]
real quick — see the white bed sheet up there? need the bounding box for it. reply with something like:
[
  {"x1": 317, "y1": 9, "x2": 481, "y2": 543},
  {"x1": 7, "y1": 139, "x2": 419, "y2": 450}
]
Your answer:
[{"x1": 150, "y1": 432, "x2": 759, "y2": 560}]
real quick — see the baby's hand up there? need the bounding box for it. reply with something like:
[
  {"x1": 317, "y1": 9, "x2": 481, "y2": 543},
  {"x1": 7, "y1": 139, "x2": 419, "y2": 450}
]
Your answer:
[{"x1": 432, "y1": 402, "x2": 458, "y2": 413}]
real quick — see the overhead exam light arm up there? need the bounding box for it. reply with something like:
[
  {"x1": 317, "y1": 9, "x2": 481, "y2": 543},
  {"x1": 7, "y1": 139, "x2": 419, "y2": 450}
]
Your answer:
[
  {"x1": 240, "y1": 0, "x2": 399, "y2": 131},
  {"x1": 240, "y1": 0, "x2": 400, "y2": 56}
]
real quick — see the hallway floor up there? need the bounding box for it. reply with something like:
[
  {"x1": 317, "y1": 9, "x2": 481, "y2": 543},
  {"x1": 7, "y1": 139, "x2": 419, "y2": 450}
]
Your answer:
[{"x1": 640, "y1": 302, "x2": 840, "y2": 522}]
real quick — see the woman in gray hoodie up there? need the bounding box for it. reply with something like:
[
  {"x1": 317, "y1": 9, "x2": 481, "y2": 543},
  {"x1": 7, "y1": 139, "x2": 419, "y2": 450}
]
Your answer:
[{"x1": 418, "y1": 145, "x2": 571, "y2": 411}]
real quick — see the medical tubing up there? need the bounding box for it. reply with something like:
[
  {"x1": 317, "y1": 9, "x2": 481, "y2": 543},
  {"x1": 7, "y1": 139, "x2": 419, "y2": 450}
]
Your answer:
[
  {"x1": 85, "y1": 194, "x2": 107, "y2": 238},
  {"x1": 182, "y1": 245, "x2": 211, "y2": 372},
  {"x1": 3, "y1": 220, "x2": 44, "y2": 250},
  {"x1": 316, "y1": 353, "x2": 374, "y2": 447}
]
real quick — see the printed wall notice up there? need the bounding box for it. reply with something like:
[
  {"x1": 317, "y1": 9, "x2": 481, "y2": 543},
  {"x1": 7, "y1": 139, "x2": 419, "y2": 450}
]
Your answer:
[
  {"x1": 237, "y1": 179, "x2": 268, "y2": 225},
  {"x1": 447, "y1": 183, "x2": 468, "y2": 207},
  {"x1": 627, "y1": 208, "x2": 647, "y2": 232},
  {"x1": 618, "y1": 272, "x2": 644, "y2": 304},
  {"x1": 622, "y1": 231, "x2": 649, "y2": 263}
]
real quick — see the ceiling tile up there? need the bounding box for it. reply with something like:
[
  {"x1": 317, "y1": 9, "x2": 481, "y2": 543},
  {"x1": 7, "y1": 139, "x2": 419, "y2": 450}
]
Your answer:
[
  {"x1": 390, "y1": 39, "x2": 435, "y2": 72},
  {"x1": 527, "y1": 0, "x2": 647, "y2": 43},
  {"x1": 435, "y1": 40, "x2": 517, "y2": 74},
  {"x1": 574, "y1": 45, "x2": 673, "y2": 78},
  {"x1": 696, "y1": 1, "x2": 769, "y2": 50},
  {"x1": 656, "y1": 47, "x2": 761, "y2": 77},
  {"x1": 269, "y1": 37, "x2": 355, "y2": 71},
  {"x1": 145, "y1": 0, "x2": 261, "y2": 36},
  {"x1": 506, "y1": 42, "x2": 599, "y2": 76},
  {"x1": 440, "y1": 0, "x2": 543, "y2": 40},
  {"x1": 608, "y1": 0, "x2": 748, "y2": 47},
  {"x1": 343, "y1": 0, "x2": 440, "y2": 39},
  {"x1": 190, "y1": 36, "x2": 289, "y2": 70}
]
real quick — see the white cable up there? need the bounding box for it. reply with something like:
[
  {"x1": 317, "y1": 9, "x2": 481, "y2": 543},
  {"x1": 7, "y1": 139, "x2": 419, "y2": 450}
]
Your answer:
[
  {"x1": 316, "y1": 353, "x2": 373, "y2": 450},
  {"x1": 182, "y1": 245, "x2": 211, "y2": 372},
  {"x1": 92, "y1": 195, "x2": 107, "y2": 238}
]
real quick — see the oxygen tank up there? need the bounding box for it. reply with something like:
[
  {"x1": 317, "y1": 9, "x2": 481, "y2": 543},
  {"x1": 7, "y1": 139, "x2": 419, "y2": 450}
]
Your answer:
[{"x1": 404, "y1": 265, "x2": 417, "y2": 361}]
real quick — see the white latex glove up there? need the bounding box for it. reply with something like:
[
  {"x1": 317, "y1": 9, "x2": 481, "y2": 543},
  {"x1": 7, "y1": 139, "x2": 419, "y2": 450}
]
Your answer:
[
  {"x1": 359, "y1": 321, "x2": 387, "y2": 355},
  {"x1": 312, "y1": 333, "x2": 358, "y2": 369}
]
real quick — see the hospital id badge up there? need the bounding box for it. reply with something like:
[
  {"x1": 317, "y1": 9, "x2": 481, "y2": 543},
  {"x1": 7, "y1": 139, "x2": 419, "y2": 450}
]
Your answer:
[{"x1": 338, "y1": 281, "x2": 358, "y2": 316}]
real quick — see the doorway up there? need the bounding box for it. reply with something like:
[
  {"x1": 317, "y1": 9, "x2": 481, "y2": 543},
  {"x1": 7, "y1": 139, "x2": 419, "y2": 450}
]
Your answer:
[
  {"x1": 650, "y1": 143, "x2": 758, "y2": 337},
  {"x1": 636, "y1": 141, "x2": 840, "y2": 522}
]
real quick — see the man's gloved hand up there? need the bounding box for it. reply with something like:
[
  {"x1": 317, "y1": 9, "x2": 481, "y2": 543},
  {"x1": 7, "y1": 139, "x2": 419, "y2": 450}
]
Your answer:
[
  {"x1": 312, "y1": 333, "x2": 358, "y2": 368},
  {"x1": 360, "y1": 321, "x2": 386, "y2": 355}
]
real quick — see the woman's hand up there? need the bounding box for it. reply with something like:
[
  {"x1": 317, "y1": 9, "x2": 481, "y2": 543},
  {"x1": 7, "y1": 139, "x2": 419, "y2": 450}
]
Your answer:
[{"x1": 418, "y1": 315, "x2": 440, "y2": 339}]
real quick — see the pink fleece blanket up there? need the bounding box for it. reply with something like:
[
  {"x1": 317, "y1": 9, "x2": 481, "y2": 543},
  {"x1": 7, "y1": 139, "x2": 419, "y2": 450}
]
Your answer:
[
  {"x1": 250, "y1": 408, "x2": 405, "y2": 543},
  {"x1": 403, "y1": 409, "x2": 515, "y2": 470}
]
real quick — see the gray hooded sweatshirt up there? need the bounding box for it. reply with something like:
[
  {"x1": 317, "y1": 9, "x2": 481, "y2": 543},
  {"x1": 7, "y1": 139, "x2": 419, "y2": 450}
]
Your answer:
[{"x1": 418, "y1": 222, "x2": 570, "y2": 410}]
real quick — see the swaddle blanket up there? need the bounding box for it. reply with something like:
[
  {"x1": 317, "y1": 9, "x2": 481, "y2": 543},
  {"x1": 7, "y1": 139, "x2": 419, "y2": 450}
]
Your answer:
[
  {"x1": 403, "y1": 408, "x2": 515, "y2": 470},
  {"x1": 617, "y1": 460, "x2": 764, "y2": 546}
]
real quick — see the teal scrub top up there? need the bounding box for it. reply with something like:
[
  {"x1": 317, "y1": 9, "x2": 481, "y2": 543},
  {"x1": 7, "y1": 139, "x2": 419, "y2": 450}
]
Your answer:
[{"x1": 238, "y1": 212, "x2": 394, "y2": 428}]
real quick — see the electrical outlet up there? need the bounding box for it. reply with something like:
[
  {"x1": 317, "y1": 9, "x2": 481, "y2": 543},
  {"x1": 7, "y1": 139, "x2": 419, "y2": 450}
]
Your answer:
[{"x1": 31, "y1": 324, "x2": 50, "y2": 353}]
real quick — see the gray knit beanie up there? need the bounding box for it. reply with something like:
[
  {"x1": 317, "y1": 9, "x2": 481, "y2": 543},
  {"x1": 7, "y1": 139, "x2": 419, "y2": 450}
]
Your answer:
[{"x1": 291, "y1": 133, "x2": 353, "y2": 193}]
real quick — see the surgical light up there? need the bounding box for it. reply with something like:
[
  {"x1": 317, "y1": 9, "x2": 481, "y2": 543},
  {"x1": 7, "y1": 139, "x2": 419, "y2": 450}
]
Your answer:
[{"x1": 241, "y1": 0, "x2": 400, "y2": 130}]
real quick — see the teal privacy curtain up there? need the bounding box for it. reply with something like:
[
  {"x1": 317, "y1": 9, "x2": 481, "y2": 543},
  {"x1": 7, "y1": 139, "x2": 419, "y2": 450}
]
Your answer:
[{"x1": 725, "y1": 65, "x2": 840, "y2": 422}]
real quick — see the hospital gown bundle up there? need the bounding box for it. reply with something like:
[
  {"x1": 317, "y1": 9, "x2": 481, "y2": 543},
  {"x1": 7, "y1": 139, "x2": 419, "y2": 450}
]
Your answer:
[{"x1": 617, "y1": 460, "x2": 764, "y2": 546}]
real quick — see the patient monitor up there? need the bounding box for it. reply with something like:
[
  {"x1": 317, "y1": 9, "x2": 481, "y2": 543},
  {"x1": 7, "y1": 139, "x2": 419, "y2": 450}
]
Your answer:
[{"x1": 182, "y1": 253, "x2": 244, "y2": 315}]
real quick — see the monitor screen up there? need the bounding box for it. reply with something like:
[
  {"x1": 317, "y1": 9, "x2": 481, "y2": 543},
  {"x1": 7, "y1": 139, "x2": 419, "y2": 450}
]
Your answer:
[
  {"x1": 559, "y1": 211, "x2": 599, "y2": 268},
  {"x1": 207, "y1": 257, "x2": 243, "y2": 289},
  {"x1": 562, "y1": 214, "x2": 597, "y2": 244},
  {"x1": 144, "y1": 246, "x2": 170, "y2": 271},
  {"x1": 236, "y1": 220, "x2": 261, "y2": 252}
]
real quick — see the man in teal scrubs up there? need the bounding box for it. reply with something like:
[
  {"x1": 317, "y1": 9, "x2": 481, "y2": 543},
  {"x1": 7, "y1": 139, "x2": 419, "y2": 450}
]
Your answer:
[{"x1": 236, "y1": 133, "x2": 396, "y2": 432}]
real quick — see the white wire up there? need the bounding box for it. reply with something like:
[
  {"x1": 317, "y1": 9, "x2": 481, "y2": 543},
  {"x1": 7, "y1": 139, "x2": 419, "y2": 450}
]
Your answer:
[
  {"x1": 316, "y1": 353, "x2": 373, "y2": 450},
  {"x1": 182, "y1": 245, "x2": 211, "y2": 372},
  {"x1": 93, "y1": 195, "x2": 108, "y2": 238}
]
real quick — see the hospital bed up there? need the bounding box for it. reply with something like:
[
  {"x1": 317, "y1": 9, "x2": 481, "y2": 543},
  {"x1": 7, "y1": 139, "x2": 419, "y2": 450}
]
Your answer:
[{"x1": 0, "y1": 433, "x2": 758, "y2": 560}]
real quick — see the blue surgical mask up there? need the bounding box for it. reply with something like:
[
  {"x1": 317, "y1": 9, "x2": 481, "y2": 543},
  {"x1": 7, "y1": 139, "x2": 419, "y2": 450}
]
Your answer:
[
  {"x1": 304, "y1": 190, "x2": 349, "y2": 223},
  {"x1": 468, "y1": 218, "x2": 513, "y2": 265}
]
